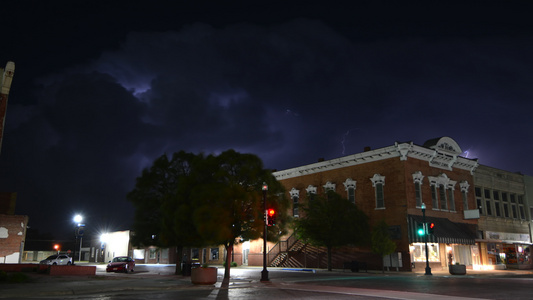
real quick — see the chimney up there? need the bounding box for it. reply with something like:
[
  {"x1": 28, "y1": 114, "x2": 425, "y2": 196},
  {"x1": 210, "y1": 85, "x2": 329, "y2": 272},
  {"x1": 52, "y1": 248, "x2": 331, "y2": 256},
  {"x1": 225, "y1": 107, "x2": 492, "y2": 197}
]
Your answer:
[
  {"x1": 318, "y1": 158, "x2": 325, "y2": 162},
  {"x1": 364, "y1": 146, "x2": 371, "y2": 152}
]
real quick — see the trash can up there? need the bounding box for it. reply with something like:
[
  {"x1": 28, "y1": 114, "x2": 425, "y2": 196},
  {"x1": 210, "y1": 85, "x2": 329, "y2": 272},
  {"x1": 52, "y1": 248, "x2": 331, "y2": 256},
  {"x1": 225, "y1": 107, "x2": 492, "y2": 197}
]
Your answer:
[{"x1": 182, "y1": 262, "x2": 192, "y2": 276}]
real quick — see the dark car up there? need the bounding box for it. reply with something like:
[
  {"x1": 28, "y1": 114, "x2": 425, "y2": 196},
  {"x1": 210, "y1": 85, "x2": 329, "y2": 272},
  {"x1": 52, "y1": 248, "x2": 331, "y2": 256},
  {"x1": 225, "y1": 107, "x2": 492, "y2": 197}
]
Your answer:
[
  {"x1": 106, "y1": 256, "x2": 135, "y2": 273},
  {"x1": 39, "y1": 254, "x2": 72, "y2": 265}
]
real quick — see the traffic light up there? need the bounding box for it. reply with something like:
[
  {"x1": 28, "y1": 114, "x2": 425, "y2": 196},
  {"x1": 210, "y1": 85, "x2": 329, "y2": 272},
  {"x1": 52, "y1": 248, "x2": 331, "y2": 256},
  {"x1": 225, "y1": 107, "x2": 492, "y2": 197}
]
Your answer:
[
  {"x1": 428, "y1": 222, "x2": 435, "y2": 235},
  {"x1": 417, "y1": 223, "x2": 425, "y2": 236},
  {"x1": 267, "y1": 208, "x2": 276, "y2": 226}
]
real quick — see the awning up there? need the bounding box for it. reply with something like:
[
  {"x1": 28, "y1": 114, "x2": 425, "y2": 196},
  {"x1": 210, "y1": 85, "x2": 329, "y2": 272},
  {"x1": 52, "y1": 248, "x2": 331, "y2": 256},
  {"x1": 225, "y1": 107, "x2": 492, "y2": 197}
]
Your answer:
[{"x1": 408, "y1": 215, "x2": 476, "y2": 245}]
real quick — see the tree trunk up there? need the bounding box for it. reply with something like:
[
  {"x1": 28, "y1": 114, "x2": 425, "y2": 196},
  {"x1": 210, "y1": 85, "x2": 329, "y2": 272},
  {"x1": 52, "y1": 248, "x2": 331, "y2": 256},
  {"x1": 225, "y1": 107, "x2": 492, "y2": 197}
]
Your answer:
[
  {"x1": 224, "y1": 243, "x2": 233, "y2": 279},
  {"x1": 327, "y1": 245, "x2": 332, "y2": 271},
  {"x1": 175, "y1": 246, "x2": 183, "y2": 275}
]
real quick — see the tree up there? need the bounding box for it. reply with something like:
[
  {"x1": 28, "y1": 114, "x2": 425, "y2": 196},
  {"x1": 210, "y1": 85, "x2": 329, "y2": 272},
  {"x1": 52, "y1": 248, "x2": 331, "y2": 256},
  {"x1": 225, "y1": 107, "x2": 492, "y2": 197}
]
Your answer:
[
  {"x1": 371, "y1": 219, "x2": 397, "y2": 273},
  {"x1": 295, "y1": 191, "x2": 369, "y2": 271},
  {"x1": 128, "y1": 149, "x2": 289, "y2": 278},
  {"x1": 127, "y1": 151, "x2": 202, "y2": 275},
  {"x1": 191, "y1": 150, "x2": 289, "y2": 280}
]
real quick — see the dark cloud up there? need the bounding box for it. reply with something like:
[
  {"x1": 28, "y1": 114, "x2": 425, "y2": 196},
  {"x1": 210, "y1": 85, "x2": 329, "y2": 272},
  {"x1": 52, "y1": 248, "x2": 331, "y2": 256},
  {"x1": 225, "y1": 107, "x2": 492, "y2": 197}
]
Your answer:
[{"x1": 1, "y1": 2, "x2": 533, "y2": 238}]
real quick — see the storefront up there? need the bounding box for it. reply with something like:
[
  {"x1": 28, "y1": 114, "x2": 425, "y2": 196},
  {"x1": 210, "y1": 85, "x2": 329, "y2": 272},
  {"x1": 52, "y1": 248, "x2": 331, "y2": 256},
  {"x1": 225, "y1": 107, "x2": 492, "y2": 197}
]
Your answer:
[
  {"x1": 477, "y1": 231, "x2": 532, "y2": 269},
  {"x1": 409, "y1": 215, "x2": 477, "y2": 270}
]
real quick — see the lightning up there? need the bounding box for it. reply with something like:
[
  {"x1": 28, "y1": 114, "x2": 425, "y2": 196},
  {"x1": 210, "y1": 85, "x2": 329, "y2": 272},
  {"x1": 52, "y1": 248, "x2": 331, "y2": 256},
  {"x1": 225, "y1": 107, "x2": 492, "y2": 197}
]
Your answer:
[{"x1": 341, "y1": 128, "x2": 360, "y2": 155}]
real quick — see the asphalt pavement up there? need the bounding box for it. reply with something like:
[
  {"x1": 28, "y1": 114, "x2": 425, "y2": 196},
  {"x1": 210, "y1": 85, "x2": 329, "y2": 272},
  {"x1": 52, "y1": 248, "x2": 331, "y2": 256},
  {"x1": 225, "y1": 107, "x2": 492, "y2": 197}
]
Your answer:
[{"x1": 1, "y1": 263, "x2": 533, "y2": 299}]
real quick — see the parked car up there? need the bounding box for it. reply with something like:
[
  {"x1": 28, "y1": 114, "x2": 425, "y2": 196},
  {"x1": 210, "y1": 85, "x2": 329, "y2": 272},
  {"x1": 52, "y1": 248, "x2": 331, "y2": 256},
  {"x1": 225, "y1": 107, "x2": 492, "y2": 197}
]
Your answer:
[
  {"x1": 106, "y1": 256, "x2": 135, "y2": 273},
  {"x1": 39, "y1": 254, "x2": 72, "y2": 265}
]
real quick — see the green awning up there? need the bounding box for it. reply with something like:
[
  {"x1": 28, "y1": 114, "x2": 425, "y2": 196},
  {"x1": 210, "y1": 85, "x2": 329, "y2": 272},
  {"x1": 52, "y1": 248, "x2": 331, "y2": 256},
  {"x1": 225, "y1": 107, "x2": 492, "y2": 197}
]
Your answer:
[{"x1": 408, "y1": 215, "x2": 476, "y2": 245}]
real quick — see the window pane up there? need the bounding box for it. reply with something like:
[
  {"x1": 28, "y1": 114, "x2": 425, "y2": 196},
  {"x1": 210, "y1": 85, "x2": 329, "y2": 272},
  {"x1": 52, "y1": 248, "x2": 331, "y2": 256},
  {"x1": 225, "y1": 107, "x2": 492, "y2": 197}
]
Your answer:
[
  {"x1": 448, "y1": 189, "x2": 455, "y2": 211},
  {"x1": 462, "y1": 191, "x2": 468, "y2": 210},
  {"x1": 484, "y1": 189, "x2": 491, "y2": 199},
  {"x1": 348, "y1": 188, "x2": 355, "y2": 204},
  {"x1": 431, "y1": 186, "x2": 438, "y2": 209},
  {"x1": 376, "y1": 184, "x2": 384, "y2": 208},
  {"x1": 475, "y1": 187, "x2": 482, "y2": 197},
  {"x1": 493, "y1": 190, "x2": 500, "y2": 201},
  {"x1": 486, "y1": 200, "x2": 492, "y2": 216},
  {"x1": 415, "y1": 182, "x2": 422, "y2": 207},
  {"x1": 439, "y1": 185, "x2": 447, "y2": 210}
]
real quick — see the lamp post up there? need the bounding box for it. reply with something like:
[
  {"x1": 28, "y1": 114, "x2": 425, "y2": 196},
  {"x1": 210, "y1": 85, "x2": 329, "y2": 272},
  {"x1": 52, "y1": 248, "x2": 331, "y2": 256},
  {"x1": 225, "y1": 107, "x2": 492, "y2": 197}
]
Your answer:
[
  {"x1": 73, "y1": 215, "x2": 84, "y2": 263},
  {"x1": 260, "y1": 182, "x2": 269, "y2": 282},
  {"x1": 421, "y1": 203, "x2": 432, "y2": 276}
]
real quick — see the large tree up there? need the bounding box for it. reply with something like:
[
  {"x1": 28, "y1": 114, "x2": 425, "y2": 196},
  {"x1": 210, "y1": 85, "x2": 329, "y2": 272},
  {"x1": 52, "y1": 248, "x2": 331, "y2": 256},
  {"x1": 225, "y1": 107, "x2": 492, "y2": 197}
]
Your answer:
[
  {"x1": 295, "y1": 191, "x2": 369, "y2": 271},
  {"x1": 128, "y1": 149, "x2": 289, "y2": 278},
  {"x1": 127, "y1": 151, "x2": 202, "y2": 274},
  {"x1": 191, "y1": 150, "x2": 289, "y2": 279}
]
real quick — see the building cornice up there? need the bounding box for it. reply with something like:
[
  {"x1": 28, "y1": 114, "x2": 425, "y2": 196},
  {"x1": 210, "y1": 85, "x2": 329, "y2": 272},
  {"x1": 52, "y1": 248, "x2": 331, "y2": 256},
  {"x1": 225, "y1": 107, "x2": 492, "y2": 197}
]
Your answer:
[{"x1": 273, "y1": 140, "x2": 479, "y2": 180}]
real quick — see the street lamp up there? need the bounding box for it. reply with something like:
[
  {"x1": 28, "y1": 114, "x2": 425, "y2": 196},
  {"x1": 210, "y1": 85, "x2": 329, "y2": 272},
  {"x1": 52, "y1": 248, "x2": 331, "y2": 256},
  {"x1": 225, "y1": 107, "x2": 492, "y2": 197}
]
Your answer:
[
  {"x1": 73, "y1": 214, "x2": 84, "y2": 263},
  {"x1": 421, "y1": 203, "x2": 432, "y2": 276},
  {"x1": 261, "y1": 182, "x2": 269, "y2": 282}
]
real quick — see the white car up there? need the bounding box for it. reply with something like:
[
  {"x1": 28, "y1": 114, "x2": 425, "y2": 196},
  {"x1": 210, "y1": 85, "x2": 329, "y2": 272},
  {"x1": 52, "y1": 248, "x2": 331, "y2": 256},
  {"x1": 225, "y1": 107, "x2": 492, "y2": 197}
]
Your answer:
[{"x1": 39, "y1": 254, "x2": 73, "y2": 265}]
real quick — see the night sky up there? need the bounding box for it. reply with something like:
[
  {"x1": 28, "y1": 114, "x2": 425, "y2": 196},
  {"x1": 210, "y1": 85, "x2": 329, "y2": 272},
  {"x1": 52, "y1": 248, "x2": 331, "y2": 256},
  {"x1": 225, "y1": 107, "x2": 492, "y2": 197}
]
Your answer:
[{"x1": 1, "y1": 1, "x2": 532, "y2": 240}]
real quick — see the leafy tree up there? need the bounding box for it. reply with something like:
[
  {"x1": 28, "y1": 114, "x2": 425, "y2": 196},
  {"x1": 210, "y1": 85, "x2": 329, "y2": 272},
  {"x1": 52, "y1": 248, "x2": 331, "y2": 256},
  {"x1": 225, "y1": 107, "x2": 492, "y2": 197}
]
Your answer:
[
  {"x1": 295, "y1": 191, "x2": 369, "y2": 271},
  {"x1": 128, "y1": 149, "x2": 289, "y2": 278},
  {"x1": 127, "y1": 151, "x2": 202, "y2": 274},
  {"x1": 371, "y1": 219, "x2": 397, "y2": 273},
  {"x1": 191, "y1": 150, "x2": 289, "y2": 279}
]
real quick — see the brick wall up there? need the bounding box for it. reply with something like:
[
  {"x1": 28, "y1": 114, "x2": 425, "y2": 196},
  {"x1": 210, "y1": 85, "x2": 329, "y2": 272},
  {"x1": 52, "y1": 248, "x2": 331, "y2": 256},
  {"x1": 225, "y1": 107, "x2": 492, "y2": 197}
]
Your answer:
[{"x1": 0, "y1": 214, "x2": 29, "y2": 263}]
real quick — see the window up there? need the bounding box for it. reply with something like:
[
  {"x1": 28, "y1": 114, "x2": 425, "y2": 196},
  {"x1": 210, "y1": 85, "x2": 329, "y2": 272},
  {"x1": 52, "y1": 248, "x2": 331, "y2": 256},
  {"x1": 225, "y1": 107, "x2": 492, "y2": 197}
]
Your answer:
[
  {"x1": 431, "y1": 185, "x2": 438, "y2": 209},
  {"x1": 343, "y1": 178, "x2": 356, "y2": 204},
  {"x1": 370, "y1": 174, "x2": 385, "y2": 209},
  {"x1": 149, "y1": 248, "x2": 156, "y2": 259},
  {"x1": 323, "y1": 181, "x2": 336, "y2": 193},
  {"x1": 439, "y1": 184, "x2": 447, "y2": 210},
  {"x1": 290, "y1": 188, "x2": 300, "y2": 217},
  {"x1": 412, "y1": 171, "x2": 424, "y2": 208},
  {"x1": 447, "y1": 187, "x2": 455, "y2": 211},
  {"x1": 502, "y1": 192, "x2": 509, "y2": 218},
  {"x1": 210, "y1": 248, "x2": 219, "y2": 260},
  {"x1": 511, "y1": 194, "x2": 518, "y2": 219},
  {"x1": 306, "y1": 185, "x2": 317, "y2": 201},
  {"x1": 475, "y1": 187, "x2": 483, "y2": 214},
  {"x1": 486, "y1": 199, "x2": 492, "y2": 216},
  {"x1": 460, "y1": 181, "x2": 470, "y2": 210},
  {"x1": 518, "y1": 195, "x2": 525, "y2": 220}
]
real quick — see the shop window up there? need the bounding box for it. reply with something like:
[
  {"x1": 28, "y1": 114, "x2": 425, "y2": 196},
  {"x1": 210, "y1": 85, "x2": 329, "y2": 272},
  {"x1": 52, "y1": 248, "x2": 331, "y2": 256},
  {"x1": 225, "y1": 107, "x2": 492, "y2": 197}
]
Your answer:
[
  {"x1": 191, "y1": 248, "x2": 199, "y2": 260},
  {"x1": 410, "y1": 243, "x2": 440, "y2": 262},
  {"x1": 149, "y1": 248, "x2": 156, "y2": 259},
  {"x1": 210, "y1": 248, "x2": 219, "y2": 260}
]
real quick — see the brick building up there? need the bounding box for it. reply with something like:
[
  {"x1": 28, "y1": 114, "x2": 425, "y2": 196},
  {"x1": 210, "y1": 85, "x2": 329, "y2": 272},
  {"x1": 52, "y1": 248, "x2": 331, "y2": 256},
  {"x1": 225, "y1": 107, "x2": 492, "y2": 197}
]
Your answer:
[
  {"x1": 0, "y1": 192, "x2": 29, "y2": 263},
  {"x1": 266, "y1": 137, "x2": 481, "y2": 271}
]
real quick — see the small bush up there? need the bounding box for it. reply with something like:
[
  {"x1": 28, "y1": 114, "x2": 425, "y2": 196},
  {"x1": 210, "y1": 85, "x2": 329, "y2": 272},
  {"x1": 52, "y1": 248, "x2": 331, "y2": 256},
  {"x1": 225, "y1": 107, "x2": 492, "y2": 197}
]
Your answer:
[{"x1": 223, "y1": 261, "x2": 238, "y2": 267}]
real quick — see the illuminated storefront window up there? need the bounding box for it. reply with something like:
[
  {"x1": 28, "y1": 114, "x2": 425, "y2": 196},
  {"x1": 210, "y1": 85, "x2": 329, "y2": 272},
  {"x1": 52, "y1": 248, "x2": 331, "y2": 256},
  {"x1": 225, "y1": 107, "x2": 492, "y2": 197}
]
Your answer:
[{"x1": 410, "y1": 243, "x2": 440, "y2": 262}]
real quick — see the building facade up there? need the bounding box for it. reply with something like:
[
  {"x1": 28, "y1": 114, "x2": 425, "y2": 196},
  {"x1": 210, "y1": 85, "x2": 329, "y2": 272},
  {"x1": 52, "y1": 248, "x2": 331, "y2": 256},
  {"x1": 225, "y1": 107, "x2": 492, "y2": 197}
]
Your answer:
[
  {"x1": 270, "y1": 137, "x2": 482, "y2": 271},
  {"x1": 0, "y1": 192, "x2": 29, "y2": 263},
  {"x1": 473, "y1": 165, "x2": 532, "y2": 269}
]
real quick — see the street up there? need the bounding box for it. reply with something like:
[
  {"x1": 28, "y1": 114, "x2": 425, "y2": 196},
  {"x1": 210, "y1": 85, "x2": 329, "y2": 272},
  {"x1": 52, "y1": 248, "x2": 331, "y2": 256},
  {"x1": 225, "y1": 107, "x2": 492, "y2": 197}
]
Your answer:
[{"x1": 1, "y1": 264, "x2": 533, "y2": 299}]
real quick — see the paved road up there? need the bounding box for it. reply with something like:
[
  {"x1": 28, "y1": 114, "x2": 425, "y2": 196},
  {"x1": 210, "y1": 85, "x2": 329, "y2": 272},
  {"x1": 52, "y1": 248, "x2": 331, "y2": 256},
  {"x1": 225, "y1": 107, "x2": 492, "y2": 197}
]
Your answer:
[{"x1": 2, "y1": 264, "x2": 533, "y2": 299}]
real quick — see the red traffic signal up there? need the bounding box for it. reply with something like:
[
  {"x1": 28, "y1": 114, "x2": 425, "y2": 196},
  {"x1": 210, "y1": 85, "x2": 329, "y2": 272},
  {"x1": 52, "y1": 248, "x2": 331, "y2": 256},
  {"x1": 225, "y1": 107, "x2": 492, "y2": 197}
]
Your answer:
[
  {"x1": 428, "y1": 222, "x2": 435, "y2": 235},
  {"x1": 267, "y1": 208, "x2": 276, "y2": 226}
]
